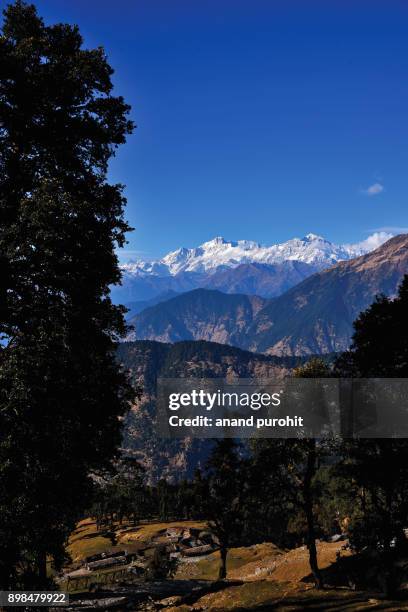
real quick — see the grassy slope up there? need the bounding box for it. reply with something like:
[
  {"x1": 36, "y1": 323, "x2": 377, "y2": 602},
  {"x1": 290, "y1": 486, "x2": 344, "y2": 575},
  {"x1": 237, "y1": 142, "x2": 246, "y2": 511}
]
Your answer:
[
  {"x1": 177, "y1": 543, "x2": 283, "y2": 581},
  {"x1": 66, "y1": 520, "x2": 408, "y2": 610}
]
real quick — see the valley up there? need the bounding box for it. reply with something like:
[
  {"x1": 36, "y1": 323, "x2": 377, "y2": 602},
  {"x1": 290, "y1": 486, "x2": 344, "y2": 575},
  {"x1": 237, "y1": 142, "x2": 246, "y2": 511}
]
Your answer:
[
  {"x1": 118, "y1": 340, "x2": 307, "y2": 483},
  {"x1": 125, "y1": 234, "x2": 408, "y2": 356}
]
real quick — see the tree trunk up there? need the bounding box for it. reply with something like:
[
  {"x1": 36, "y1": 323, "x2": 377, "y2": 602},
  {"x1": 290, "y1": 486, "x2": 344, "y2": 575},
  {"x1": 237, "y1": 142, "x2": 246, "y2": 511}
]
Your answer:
[
  {"x1": 218, "y1": 546, "x2": 227, "y2": 580},
  {"x1": 306, "y1": 527, "x2": 323, "y2": 589},
  {"x1": 383, "y1": 483, "x2": 396, "y2": 598},
  {"x1": 304, "y1": 439, "x2": 323, "y2": 589}
]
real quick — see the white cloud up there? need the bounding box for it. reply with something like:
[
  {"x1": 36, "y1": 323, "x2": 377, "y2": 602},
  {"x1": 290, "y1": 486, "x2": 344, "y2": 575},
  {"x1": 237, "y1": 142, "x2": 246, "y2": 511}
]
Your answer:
[
  {"x1": 362, "y1": 182, "x2": 384, "y2": 196},
  {"x1": 369, "y1": 226, "x2": 408, "y2": 234},
  {"x1": 354, "y1": 231, "x2": 393, "y2": 251}
]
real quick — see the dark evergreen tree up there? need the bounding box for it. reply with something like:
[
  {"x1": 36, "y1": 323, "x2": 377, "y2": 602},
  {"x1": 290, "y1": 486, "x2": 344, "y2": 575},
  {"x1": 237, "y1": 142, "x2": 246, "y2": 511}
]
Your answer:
[
  {"x1": 92, "y1": 457, "x2": 150, "y2": 530},
  {"x1": 251, "y1": 358, "x2": 331, "y2": 589},
  {"x1": 334, "y1": 276, "x2": 408, "y2": 596},
  {"x1": 291, "y1": 358, "x2": 332, "y2": 589},
  {"x1": 334, "y1": 277, "x2": 408, "y2": 377},
  {"x1": 203, "y1": 439, "x2": 246, "y2": 579},
  {"x1": 0, "y1": 1, "x2": 134, "y2": 588}
]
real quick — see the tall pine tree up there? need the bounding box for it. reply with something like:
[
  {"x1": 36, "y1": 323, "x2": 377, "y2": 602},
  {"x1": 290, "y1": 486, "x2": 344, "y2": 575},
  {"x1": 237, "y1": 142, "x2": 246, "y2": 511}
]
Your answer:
[
  {"x1": 203, "y1": 439, "x2": 246, "y2": 579},
  {"x1": 0, "y1": 1, "x2": 134, "y2": 588},
  {"x1": 335, "y1": 276, "x2": 408, "y2": 596}
]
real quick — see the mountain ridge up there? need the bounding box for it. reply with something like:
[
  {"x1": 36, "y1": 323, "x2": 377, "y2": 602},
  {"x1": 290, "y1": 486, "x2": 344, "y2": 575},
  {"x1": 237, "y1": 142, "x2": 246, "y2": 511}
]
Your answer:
[
  {"x1": 127, "y1": 235, "x2": 408, "y2": 356},
  {"x1": 113, "y1": 232, "x2": 393, "y2": 302},
  {"x1": 249, "y1": 233, "x2": 408, "y2": 355},
  {"x1": 126, "y1": 289, "x2": 266, "y2": 345},
  {"x1": 122, "y1": 231, "x2": 392, "y2": 276}
]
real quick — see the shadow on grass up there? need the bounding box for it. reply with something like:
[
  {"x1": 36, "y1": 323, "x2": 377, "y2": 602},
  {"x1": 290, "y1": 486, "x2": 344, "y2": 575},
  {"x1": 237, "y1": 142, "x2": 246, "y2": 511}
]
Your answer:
[
  {"x1": 80, "y1": 530, "x2": 122, "y2": 542},
  {"x1": 232, "y1": 591, "x2": 403, "y2": 611},
  {"x1": 301, "y1": 551, "x2": 408, "y2": 596},
  {"x1": 67, "y1": 579, "x2": 244, "y2": 610}
]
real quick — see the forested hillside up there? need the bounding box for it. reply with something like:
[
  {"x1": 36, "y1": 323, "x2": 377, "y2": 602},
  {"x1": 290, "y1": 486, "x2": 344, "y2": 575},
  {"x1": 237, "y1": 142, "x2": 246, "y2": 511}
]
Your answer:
[{"x1": 117, "y1": 340, "x2": 309, "y2": 482}]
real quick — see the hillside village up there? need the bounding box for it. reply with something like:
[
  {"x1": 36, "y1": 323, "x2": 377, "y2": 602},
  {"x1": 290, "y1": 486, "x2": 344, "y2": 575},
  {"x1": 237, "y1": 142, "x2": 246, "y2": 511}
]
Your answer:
[{"x1": 57, "y1": 519, "x2": 408, "y2": 611}]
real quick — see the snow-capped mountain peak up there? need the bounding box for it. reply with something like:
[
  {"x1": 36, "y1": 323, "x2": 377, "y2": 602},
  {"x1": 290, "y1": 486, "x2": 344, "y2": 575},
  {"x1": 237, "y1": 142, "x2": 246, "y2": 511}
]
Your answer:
[
  {"x1": 121, "y1": 231, "x2": 394, "y2": 278},
  {"x1": 202, "y1": 236, "x2": 231, "y2": 247},
  {"x1": 303, "y1": 232, "x2": 325, "y2": 241}
]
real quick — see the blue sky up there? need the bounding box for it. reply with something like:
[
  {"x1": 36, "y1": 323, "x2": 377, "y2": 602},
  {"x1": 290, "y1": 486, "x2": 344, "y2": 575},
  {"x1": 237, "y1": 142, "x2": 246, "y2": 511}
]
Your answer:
[{"x1": 22, "y1": 1, "x2": 408, "y2": 258}]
